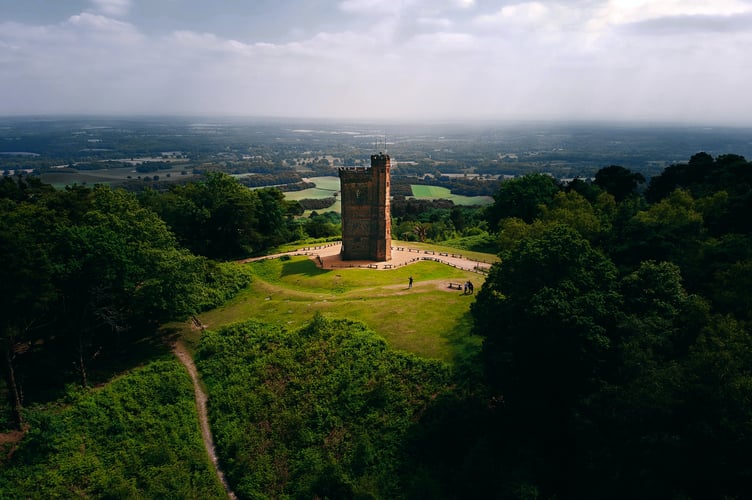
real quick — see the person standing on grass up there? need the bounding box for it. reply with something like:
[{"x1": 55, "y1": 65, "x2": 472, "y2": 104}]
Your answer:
[{"x1": 408, "y1": 276, "x2": 413, "y2": 289}]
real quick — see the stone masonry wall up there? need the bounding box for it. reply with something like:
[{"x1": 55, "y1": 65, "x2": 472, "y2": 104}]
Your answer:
[{"x1": 338, "y1": 154, "x2": 391, "y2": 261}]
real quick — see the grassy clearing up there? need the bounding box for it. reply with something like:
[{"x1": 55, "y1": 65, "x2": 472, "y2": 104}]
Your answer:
[{"x1": 189, "y1": 256, "x2": 485, "y2": 363}]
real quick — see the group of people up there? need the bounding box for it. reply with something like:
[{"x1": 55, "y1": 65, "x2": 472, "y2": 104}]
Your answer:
[{"x1": 409, "y1": 276, "x2": 474, "y2": 294}]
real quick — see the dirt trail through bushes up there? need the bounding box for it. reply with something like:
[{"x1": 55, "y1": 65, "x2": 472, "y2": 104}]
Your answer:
[{"x1": 173, "y1": 341, "x2": 237, "y2": 500}]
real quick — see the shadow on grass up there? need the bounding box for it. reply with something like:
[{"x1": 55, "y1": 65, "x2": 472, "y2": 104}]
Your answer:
[
  {"x1": 442, "y1": 310, "x2": 483, "y2": 381},
  {"x1": 280, "y1": 257, "x2": 331, "y2": 278}
]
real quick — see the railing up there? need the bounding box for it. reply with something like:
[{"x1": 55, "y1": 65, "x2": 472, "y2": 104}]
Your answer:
[{"x1": 245, "y1": 241, "x2": 491, "y2": 274}]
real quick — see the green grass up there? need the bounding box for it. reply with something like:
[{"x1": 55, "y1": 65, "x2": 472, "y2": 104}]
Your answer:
[
  {"x1": 284, "y1": 176, "x2": 340, "y2": 201},
  {"x1": 191, "y1": 256, "x2": 484, "y2": 363},
  {"x1": 284, "y1": 176, "x2": 342, "y2": 214},
  {"x1": 395, "y1": 240, "x2": 500, "y2": 265},
  {"x1": 304, "y1": 176, "x2": 341, "y2": 191},
  {"x1": 283, "y1": 177, "x2": 494, "y2": 213},
  {"x1": 410, "y1": 184, "x2": 494, "y2": 206}
]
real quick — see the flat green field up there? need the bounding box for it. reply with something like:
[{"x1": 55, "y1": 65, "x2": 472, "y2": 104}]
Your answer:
[
  {"x1": 40, "y1": 164, "x2": 193, "y2": 187},
  {"x1": 410, "y1": 184, "x2": 494, "y2": 206},
  {"x1": 179, "y1": 256, "x2": 486, "y2": 364},
  {"x1": 283, "y1": 176, "x2": 340, "y2": 201},
  {"x1": 283, "y1": 177, "x2": 493, "y2": 212}
]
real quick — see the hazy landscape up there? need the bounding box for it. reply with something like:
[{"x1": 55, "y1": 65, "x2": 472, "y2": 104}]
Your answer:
[
  {"x1": 3, "y1": 0, "x2": 752, "y2": 498},
  {"x1": 3, "y1": 117, "x2": 752, "y2": 498},
  {"x1": 3, "y1": 115, "x2": 752, "y2": 188}
]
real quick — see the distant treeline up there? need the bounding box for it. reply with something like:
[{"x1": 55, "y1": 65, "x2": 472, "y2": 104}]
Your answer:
[{"x1": 298, "y1": 197, "x2": 336, "y2": 210}]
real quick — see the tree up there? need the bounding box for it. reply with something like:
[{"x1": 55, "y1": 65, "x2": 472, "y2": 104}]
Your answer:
[
  {"x1": 141, "y1": 172, "x2": 292, "y2": 259},
  {"x1": 615, "y1": 189, "x2": 704, "y2": 272},
  {"x1": 0, "y1": 199, "x2": 59, "y2": 427},
  {"x1": 593, "y1": 165, "x2": 645, "y2": 202},
  {"x1": 413, "y1": 222, "x2": 428, "y2": 242},
  {"x1": 52, "y1": 186, "x2": 207, "y2": 386},
  {"x1": 484, "y1": 173, "x2": 560, "y2": 228},
  {"x1": 538, "y1": 190, "x2": 609, "y2": 243},
  {"x1": 566, "y1": 177, "x2": 603, "y2": 202},
  {"x1": 472, "y1": 224, "x2": 620, "y2": 495},
  {"x1": 256, "y1": 187, "x2": 292, "y2": 246}
]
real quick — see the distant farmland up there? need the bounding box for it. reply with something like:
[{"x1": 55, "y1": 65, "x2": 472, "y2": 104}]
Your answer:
[
  {"x1": 283, "y1": 176, "x2": 340, "y2": 201},
  {"x1": 282, "y1": 177, "x2": 493, "y2": 213},
  {"x1": 410, "y1": 185, "x2": 494, "y2": 206},
  {"x1": 39, "y1": 162, "x2": 192, "y2": 188}
]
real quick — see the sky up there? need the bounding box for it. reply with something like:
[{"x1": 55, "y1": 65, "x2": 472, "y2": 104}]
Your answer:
[{"x1": 1, "y1": 0, "x2": 751, "y2": 124}]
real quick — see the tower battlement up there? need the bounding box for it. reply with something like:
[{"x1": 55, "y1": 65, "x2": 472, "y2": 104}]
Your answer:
[{"x1": 338, "y1": 153, "x2": 392, "y2": 261}]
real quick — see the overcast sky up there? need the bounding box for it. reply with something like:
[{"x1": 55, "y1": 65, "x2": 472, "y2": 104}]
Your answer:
[{"x1": 1, "y1": 0, "x2": 751, "y2": 124}]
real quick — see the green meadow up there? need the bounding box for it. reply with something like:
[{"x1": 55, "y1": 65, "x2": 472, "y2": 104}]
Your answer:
[
  {"x1": 283, "y1": 176, "x2": 340, "y2": 201},
  {"x1": 177, "y1": 255, "x2": 487, "y2": 364},
  {"x1": 410, "y1": 184, "x2": 494, "y2": 206}
]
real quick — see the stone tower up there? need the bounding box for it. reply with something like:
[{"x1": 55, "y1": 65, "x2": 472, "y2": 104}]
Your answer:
[{"x1": 338, "y1": 153, "x2": 392, "y2": 261}]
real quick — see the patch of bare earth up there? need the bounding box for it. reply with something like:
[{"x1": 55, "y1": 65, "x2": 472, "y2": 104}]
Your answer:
[{"x1": 0, "y1": 427, "x2": 26, "y2": 462}]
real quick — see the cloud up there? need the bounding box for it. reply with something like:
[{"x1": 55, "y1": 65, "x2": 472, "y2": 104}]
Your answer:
[
  {"x1": 68, "y1": 12, "x2": 139, "y2": 34},
  {"x1": 0, "y1": 1, "x2": 750, "y2": 123},
  {"x1": 619, "y1": 12, "x2": 752, "y2": 35},
  {"x1": 589, "y1": 0, "x2": 752, "y2": 31},
  {"x1": 89, "y1": 0, "x2": 132, "y2": 18}
]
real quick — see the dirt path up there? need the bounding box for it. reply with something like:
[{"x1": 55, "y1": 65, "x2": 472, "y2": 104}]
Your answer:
[{"x1": 173, "y1": 341, "x2": 237, "y2": 500}]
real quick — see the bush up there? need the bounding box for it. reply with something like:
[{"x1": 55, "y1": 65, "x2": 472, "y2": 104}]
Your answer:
[
  {"x1": 0, "y1": 361, "x2": 226, "y2": 498},
  {"x1": 196, "y1": 316, "x2": 452, "y2": 499}
]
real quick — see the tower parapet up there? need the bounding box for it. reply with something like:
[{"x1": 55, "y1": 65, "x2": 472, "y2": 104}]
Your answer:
[{"x1": 338, "y1": 153, "x2": 392, "y2": 261}]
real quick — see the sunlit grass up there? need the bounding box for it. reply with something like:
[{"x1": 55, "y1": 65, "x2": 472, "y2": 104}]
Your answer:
[
  {"x1": 410, "y1": 184, "x2": 494, "y2": 206},
  {"x1": 191, "y1": 256, "x2": 486, "y2": 363},
  {"x1": 284, "y1": 176, "x2": 340, "y2": 201}
]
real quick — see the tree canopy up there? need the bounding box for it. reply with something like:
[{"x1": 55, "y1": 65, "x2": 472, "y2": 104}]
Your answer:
[
  {"x1": 0, "y1": 177, "x2": 254, "y2": 426},
  {"x1": 456, "y1": 154, "x2": 752, "y2": 498}
]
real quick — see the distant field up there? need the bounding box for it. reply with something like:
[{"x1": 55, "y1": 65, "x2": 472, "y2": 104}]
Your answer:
[
  {"x1": 40, "y1": 164, "x2": 193, "y2": 188},
  {"x1": 283, "y1": 176, "x2": 341, "y2": 213},
  {"x1": 410, "y1": 184, "x2": 494, "y2": 206},
  {"x1": 283, "y1": 176, "x2": 340, "y2": 201},
  {"x1": 283, "y1": 177, "x2": 493, "y2": 213}
]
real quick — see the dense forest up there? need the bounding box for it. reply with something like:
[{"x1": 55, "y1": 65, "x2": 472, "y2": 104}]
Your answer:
[
  {"x1": 0, "y1": 172, "x2": 293, "y2": 429},
  {"x1": 1, "y1": 152, "x2": 751, "y2": 498},
  {"x1": 458, "y1": 153, "x2": 752, "y2": 498}
]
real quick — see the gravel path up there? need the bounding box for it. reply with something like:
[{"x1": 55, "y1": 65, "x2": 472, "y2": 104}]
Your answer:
[{"x1": 244, "y1": 241, "x2": 492, "y2": 273}]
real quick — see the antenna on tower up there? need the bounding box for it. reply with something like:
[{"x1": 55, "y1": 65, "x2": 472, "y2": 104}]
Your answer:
[{"x1": 384, "y1": 135, "x2": 388, "y2": 155}]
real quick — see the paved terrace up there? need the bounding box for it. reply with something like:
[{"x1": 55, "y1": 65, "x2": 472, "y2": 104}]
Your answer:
[{"x1": 243, "y1": 241, "x2": 492, "y2": 274}]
